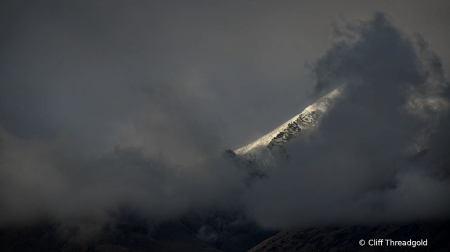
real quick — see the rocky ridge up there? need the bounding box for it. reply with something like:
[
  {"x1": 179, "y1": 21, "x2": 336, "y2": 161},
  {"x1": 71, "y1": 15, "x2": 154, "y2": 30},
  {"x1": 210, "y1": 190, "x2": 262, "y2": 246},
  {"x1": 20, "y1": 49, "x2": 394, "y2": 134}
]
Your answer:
[{"x1": 234, "y1": 88, "x2": 342, "y2": 173}]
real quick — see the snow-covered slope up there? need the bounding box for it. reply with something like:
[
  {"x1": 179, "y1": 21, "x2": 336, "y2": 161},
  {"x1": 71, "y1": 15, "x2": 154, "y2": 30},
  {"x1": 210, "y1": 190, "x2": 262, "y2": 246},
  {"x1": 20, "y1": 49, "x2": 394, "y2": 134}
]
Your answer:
[{"x1": 234, "y1": 88, "x2": 342, "y2": 172}]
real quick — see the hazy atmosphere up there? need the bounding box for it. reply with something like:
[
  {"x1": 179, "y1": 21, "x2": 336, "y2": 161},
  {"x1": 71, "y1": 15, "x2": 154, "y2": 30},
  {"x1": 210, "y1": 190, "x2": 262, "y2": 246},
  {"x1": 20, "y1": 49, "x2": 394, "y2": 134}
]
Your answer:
[{"x1": 1, "y1": 0, "x2": 450, "y2": 243}]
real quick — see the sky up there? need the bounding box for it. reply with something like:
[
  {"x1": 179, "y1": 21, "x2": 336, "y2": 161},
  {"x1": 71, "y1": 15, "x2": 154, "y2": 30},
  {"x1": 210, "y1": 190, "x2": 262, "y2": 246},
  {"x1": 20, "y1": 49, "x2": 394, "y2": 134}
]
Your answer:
[{"x1": 1, "y1": 0, "x2": 450, "y2": 231}]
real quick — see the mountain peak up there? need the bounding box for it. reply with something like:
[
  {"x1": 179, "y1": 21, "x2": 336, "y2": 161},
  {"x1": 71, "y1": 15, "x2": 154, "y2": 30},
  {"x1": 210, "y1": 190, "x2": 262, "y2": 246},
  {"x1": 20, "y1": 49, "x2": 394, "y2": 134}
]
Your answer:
[{"x1": 234, "y1": 88, "x2": 342, "y2": 172}]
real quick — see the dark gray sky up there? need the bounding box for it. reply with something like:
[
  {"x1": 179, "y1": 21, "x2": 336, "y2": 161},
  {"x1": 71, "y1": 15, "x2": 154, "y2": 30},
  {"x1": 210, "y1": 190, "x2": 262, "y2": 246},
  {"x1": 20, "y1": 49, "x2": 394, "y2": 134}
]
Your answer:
[
  {"x1": 1, "y1": 0, "x2": 450, "y2": 156},
  {"x1": 1, "y1": 0, "x2": 450, "y2": 229}
]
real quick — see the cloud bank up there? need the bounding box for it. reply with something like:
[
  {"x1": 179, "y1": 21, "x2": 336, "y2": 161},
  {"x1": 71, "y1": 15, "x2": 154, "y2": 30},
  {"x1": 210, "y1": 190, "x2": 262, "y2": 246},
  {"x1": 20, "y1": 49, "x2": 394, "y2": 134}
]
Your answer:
[
  {"x1": 243, "y1": 13, "x2": 450, "y2": 228},
  {"x1": 1, "y1": 3, "x2": 450, "y2": 233}
]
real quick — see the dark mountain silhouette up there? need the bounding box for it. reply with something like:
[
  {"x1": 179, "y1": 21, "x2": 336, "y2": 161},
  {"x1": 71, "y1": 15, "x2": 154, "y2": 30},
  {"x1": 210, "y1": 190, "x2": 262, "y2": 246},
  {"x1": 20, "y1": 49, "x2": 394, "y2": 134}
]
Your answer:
[{"x1": 249, "y1": 221, "x2": 450, "y2": 252}]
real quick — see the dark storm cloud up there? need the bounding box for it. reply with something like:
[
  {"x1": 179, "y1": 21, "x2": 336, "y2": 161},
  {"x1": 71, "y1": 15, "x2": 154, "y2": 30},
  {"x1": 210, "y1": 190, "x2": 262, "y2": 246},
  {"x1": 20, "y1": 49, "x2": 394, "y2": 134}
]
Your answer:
[
  {"x1": 0, "y1": 0, "x2": 321, "y2": 156},
  {"x1": 0, "y1": 0, "x2": 321, "y2": 229},
  {"x1": 2, "y1": 0, "x2": 449, "y2": 153},
  {"x1": 0, "y1": 124, "x2": 247, "y2": 225},
  {"x1": 243, "y1": 13, "x2": 450, "y2": 228},
  {"x1": 1, "y1": 0, "x2": 450, "y2": 233}
]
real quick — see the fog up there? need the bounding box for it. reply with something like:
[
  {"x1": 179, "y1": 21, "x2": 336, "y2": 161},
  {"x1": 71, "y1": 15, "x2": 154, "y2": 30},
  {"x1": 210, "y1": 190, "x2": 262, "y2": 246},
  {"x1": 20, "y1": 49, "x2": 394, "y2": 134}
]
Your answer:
[
  {"x1": 244, "y1": 13, "x2": 450, "y2": 228},
  {"x1": 1, "y1": 0, "x2": 450, "y2": 232}
]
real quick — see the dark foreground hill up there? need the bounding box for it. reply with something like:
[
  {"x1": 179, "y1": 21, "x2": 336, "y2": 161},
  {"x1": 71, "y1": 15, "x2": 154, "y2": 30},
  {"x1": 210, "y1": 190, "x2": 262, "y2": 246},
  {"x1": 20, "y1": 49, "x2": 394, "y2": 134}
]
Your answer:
[
  {"x1": 2, "y1": 219, "x2": 449, "y2": 252},
  {"x1": 248, "y1": 221, "x2": 450, "y2": 252},
  {"x1": 0, "y1": 210, "x2": 276, "y2": 252}
]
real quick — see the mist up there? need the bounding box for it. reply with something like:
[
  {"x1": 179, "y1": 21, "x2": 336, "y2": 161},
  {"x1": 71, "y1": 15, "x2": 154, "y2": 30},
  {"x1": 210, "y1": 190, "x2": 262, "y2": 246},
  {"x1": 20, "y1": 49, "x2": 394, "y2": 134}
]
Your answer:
[
  {"x1": 1, "y1": 0, "x2": 450, "y2": 237},
  {"x1": 243, "y1": 13, "x2": 450, "y2": 228}
]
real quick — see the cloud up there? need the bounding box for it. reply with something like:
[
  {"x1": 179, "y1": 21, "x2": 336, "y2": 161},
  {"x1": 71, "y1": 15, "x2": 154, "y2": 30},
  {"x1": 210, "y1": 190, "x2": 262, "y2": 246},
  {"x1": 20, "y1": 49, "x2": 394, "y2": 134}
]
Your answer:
[
  {"x1": 0, "y1": 0, "x2": 450, "y2": 236},
  {"x1": 0, "y1": 123, "x2": 247, "y2": 226},
  {"x1": 243, "y1": 13, "x2": 450, "y2": 229}
]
